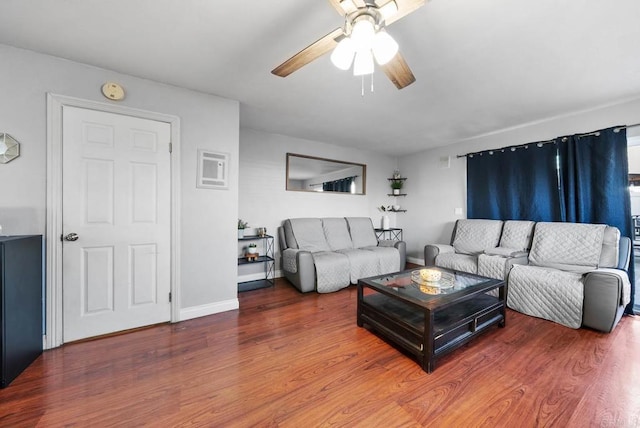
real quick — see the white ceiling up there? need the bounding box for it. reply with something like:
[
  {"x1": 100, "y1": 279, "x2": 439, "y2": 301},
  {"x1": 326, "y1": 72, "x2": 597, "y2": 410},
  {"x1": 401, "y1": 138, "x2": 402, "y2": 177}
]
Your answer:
[{"x1": 1, "y1": 0, "x2": 640, "y2": 156}]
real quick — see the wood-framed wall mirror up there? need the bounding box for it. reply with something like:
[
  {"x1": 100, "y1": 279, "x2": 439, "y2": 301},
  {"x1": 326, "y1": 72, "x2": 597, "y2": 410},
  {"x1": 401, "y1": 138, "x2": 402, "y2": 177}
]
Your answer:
[{"x1": 286, "y1": 153, "x2": 366, "y2": 195}]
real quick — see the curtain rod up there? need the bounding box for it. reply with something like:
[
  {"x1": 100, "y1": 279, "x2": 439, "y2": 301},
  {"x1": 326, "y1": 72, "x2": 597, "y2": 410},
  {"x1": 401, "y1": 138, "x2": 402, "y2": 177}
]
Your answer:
[
  {"x1": 456, "y1": 123, "x2": 640, "y2": 158},
  {"x1": 456, "y1": 139, "x2": 556, "y2": 159},
  {"x1": 574, "y1": 124, "x2": 640, "y2": 138},
  {"x1": 614, "y1": 123, "x2": 640, "y2": 132}
]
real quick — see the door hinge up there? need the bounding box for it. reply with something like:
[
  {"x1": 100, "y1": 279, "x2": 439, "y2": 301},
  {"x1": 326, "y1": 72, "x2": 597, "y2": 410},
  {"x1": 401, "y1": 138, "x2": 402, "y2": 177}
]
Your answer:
[
  {"x1": 169, "y1": 142, "x2": 172, "y2": 153},
  {"x1": 169, "y1": 292, "x2": 172, "y2": 303}
]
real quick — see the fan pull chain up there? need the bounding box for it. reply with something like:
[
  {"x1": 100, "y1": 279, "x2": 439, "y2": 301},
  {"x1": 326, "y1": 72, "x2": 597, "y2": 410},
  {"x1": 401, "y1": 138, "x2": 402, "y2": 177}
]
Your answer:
[{"x1": 360, "y1": 74, "x2": 376, "y2": 97}]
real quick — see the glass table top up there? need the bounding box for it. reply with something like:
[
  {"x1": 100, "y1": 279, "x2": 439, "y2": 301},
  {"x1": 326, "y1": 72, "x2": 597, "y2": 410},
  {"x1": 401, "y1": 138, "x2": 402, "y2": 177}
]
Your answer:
[{"x1": 362, "y1": 267, "x2": 502, "y2": 305}]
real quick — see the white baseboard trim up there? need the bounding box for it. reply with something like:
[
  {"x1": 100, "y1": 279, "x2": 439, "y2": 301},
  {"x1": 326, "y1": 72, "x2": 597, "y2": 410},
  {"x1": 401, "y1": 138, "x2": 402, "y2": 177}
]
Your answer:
[
  {"x1": 238, "y1": 270, "x2": 285, "y2": 283},
  {"x1": 238, "y1": 272, "x2": 269, "y2": 283},
  {"x1": 407, "y1": 256, "x2": 425, "y2": 265},
  {"x1": 179, "y1": 299, "x2": 239, "y2": 321}
]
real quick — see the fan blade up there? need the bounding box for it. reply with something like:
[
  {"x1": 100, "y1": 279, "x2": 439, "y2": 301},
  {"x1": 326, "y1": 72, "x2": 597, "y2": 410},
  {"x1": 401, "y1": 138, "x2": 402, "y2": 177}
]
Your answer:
[
  {"x1": 272, "y1": 28, "x2": 345, "y2": 77},
  {"x1": 378, "y1": 0, "x2": 425, "y2": 26},
  {"x1": 380, "y1": 52, "x2": 416, "y2": 89},
  {"x1": 327, "y1": 0, "x2": 358, "y2": 15}
]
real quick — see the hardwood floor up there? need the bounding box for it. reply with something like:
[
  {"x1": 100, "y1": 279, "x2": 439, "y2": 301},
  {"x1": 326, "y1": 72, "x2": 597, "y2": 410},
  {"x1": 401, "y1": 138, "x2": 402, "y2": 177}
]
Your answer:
[{"x1": 1, "y1": 278, "x2": 639, "y2": 427}]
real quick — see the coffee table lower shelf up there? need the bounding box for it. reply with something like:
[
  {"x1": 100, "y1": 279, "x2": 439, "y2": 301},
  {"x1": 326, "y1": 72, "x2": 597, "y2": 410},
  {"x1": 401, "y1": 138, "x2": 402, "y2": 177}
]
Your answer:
[{"x1": 358, "y1": 293, "x2": 504, "y2": 373}]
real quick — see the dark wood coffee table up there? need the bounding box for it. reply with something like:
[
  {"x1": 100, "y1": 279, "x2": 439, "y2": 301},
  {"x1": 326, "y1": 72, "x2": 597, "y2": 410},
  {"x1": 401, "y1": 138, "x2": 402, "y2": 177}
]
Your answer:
[{"x1": 357, "y1": 267, "x2": 506, "y2": 373}]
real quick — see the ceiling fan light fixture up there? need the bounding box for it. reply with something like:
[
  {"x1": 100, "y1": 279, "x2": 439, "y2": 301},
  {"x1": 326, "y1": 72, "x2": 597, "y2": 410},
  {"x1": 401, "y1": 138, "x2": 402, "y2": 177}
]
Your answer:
[
  {"x1": 353, "y1": 49, "x2": 374, "y2": 76},
  {"x1": 372, "y1": 30, "x2": 398, "y2": 65},
  {"x1": 331, "y1": 37, "x2": 356, "y2": 70},
  {"x1": 351, "y1": 17, "x2": 376, "y2": 52},
  {"x1": 378, "y1": 0, "x2": 399, "y2": 21},
  {"x1": 271, "y1": 0, "x2": 423, "y2": 89}
]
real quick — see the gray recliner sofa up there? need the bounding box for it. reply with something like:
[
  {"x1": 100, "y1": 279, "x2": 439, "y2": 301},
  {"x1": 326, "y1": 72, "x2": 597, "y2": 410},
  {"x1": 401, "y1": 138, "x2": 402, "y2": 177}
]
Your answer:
[
  {"x1": 424, "y1": 219, "x2": 535, "y2": 279},
  {"x1": 279, "y1": 217, "x2": 406, "y2": 293},
  {"x1": 424, "y1": 219, "x2": 631, "y2": 333}
]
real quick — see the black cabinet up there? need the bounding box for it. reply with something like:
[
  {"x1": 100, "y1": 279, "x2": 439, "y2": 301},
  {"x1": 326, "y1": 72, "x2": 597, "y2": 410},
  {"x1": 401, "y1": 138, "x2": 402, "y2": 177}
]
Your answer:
[{"x1": 1, "y1": 235, "x2": 43, "y2": 388}]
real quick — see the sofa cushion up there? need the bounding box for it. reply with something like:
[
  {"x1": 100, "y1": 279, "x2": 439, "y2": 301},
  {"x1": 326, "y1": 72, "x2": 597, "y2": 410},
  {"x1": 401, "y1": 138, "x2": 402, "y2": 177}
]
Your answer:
[
  {"x1": 311, "y1": 251, "x2": 350, "y2": 293},
  {"x1": 322, "y1": 218, "x2": 354, "y2": 251},
  {"x1": 478, "y1": 254, "x2": 507, "y2": 280},
  {"x1": 361, "y1": 246, "x2": 401, "y2": 275},
  {"x1": 508, "y1": 264, "x2": 584, "y2": 329},
  {"x1": 435, "y1": 253, "x2": 478, "y2": 274},
  {"x1": 346, "y1": 217, "x2": 378, "y2": 248},
  {"x1": 288, "y1": 218, "x2": 330, "y2": 253},
  {"x1": 528, "y1": 222, "x2": 606, "y2": 271},
  {"x1": 337, "y1": 248, "x2": 381, "y2": 283},
  {"x1": 452, "y1": 219, "x2": 503, "y2": 255},
  {"x1": 499, "y1": 220, "x2": 535, "y2": 250}
]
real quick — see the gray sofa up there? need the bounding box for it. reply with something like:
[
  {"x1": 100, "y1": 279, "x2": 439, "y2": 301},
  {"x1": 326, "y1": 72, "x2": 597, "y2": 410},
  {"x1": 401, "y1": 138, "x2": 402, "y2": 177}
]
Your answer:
[
  {"x1": 279, "y1": 217, "x2": 406, "y2": 293},
  {"x1": 424, "y1": 219, "x2": 631, "y2": 333},
  {"x1": 424, "y1": 219, "x2": 535, "y2": 278}
]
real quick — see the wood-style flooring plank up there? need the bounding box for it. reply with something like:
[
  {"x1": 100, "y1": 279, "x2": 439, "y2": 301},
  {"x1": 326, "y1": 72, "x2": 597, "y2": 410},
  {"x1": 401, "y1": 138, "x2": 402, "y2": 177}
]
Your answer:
[{"x1": 0, "y1": 279, "x2": 638, "y2": 427}]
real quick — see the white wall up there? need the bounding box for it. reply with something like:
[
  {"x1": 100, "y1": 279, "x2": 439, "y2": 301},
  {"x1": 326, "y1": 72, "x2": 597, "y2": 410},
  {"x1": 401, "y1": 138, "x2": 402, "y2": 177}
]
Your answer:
[
  {"x1": 399, "y1": 96, "x2": 640, "y2": 261},
  {"x1": 239, "y1": 128, "x2": 398, "y2": 278},
  {"x1": 0, "y1": 44, "x2": 239, "y2": 318},
  {"x1": 628, "y1": 146, "x2": 640, "y2": 173}
]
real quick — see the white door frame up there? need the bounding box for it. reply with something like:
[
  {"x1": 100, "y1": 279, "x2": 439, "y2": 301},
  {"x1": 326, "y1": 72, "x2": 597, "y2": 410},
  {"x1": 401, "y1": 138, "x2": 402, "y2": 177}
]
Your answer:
[{"x1": 45, "y1": 93, "x2": 182, "y2": 349}]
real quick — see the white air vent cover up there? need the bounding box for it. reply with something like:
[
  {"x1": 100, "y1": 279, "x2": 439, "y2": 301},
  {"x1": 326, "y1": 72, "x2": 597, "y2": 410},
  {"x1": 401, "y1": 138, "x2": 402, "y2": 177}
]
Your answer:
[{"x1": 197, "y1": 149, "x2": 229, "y2": 189}]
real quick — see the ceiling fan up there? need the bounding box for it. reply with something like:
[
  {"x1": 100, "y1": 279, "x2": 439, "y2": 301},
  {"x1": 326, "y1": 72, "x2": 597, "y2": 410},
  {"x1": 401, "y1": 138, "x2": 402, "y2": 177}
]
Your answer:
[{"x1": 271, "y1": 0, "x2": 425, "y2": 90}]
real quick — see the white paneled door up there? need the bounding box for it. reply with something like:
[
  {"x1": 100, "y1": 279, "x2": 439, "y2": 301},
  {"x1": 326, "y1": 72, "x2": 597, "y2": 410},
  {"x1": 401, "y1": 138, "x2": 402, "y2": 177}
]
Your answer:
[{"x1": 62, "y1": 106, "x2": 171, "y2": 342}]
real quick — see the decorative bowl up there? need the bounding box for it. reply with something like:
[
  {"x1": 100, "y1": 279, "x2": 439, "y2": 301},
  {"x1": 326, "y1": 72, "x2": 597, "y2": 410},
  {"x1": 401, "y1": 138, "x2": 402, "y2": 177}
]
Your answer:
[
  {"x1": 420, "y1": 269, "x2": 441, "y2": 282},
  {"x1": 411, "y1": 269, "x2": 454, "y2": 290}
]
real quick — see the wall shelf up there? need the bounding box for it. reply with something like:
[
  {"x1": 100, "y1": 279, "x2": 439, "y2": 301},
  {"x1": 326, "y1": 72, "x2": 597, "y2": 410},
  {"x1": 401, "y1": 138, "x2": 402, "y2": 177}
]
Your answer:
[
  {"x1": 238, "y1": 234, "x2": 274, "y2": 292},
  {"x1": 387, "y1": 177, "x2": 407, "y2": 210}
]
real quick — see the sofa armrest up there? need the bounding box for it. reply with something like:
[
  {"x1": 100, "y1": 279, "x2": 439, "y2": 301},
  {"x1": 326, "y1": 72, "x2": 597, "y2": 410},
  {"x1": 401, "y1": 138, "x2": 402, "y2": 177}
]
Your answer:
[
  {"x1": 281, "y1": 248, "x2": 300, "y2": 273},
  {"x1": 281, "y1": 248, "x2": 316, "y2": 293},
  {"x1": 484, "y1": 247, "x2": 528, "y2": 258},
  {"x1": 478, "y1": 254, "x2": 529, "y2": 280},
  {"x1": 379, "y1": 240, "x2": 407, "y2": 270},
  {"x1": 424, "y1": 244, "x2": 454, "y2": 266},
  {"x1": 396, "y1": 241, "x2": 406, "y2": 269},
  {"x1": 617, "y1": 236, "x2": 631, "y2": 270},
  {"x1": 582, "y1": 268, "x2": 631, "y2": 332}
]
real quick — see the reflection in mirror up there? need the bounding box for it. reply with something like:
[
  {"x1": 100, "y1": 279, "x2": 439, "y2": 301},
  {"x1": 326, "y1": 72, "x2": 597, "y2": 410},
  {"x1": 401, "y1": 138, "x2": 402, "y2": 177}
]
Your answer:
[{"x1": 286, "y1": 153, "x2": 366, "y2": 194}]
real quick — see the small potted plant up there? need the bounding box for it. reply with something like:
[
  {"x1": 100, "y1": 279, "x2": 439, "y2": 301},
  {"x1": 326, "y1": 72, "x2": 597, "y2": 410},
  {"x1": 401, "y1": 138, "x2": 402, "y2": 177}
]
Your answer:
[
  {"x1": 390, "y1": 179, "x2": 404, "y2": 195},
  {"x1": 247, "y1": 243, "x2": 258, "y2": 254},
  {"x1": 238, "y1": 219, "x2": 248, "y2": 238}
]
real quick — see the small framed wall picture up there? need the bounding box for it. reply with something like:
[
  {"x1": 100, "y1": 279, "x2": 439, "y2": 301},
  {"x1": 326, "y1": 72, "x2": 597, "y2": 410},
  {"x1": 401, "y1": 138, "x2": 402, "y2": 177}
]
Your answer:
[{"x1": 197, "y1": 149, "x2": 229, "y2": 190}]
